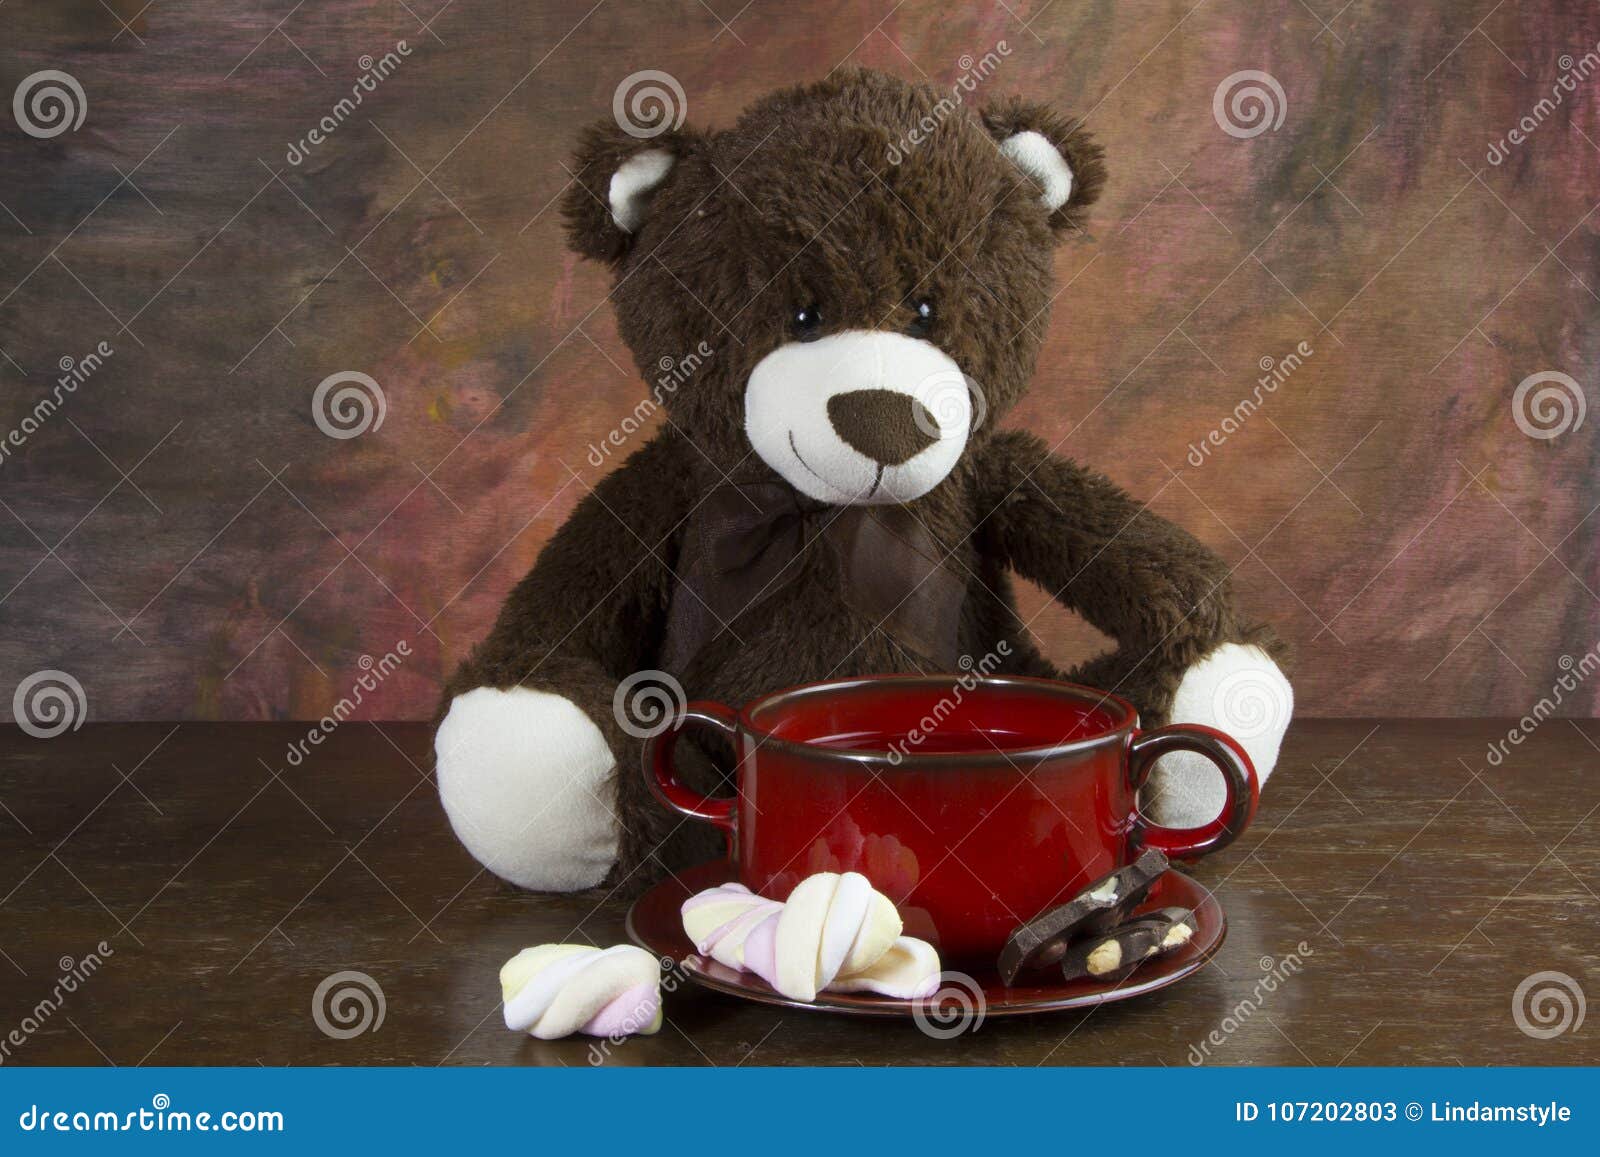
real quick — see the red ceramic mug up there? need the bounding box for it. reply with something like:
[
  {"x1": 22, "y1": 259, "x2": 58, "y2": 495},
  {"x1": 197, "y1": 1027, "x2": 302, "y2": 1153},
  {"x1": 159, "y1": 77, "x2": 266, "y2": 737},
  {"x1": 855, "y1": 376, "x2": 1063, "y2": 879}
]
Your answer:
[{"x1": 643, "y1": 674, "x2": 1258, "y2": 960}]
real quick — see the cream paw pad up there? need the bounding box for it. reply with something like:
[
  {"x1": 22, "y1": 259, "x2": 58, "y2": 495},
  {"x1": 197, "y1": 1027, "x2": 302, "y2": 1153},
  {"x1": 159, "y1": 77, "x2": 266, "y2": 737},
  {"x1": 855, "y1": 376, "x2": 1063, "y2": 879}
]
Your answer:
[
  {"x1": 500, "y1": 944, "x2": 662, "y2": 1040},
  {"x1": 681, "y1": 872, "x2": 941, "y2": 1002}
]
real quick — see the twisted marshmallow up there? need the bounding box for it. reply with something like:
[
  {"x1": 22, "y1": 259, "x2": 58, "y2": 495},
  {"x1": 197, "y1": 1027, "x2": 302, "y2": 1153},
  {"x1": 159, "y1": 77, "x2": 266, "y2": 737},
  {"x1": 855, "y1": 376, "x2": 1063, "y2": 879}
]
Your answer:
[
  {"x1": 680, "y1": 882, "x2": 783, "y2": 971},
  {"x1": 682, "y1": 872, "x2": 940, "y2": 1002},
  {"x1": 500, "y1": 944, "x2": 662, "y2": 1040}
]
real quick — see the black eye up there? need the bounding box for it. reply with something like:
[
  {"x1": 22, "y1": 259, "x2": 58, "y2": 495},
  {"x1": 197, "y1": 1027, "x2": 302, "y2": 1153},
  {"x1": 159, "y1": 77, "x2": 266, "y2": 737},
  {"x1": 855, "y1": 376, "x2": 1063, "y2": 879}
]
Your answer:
[
  {"x1": 791, "y1": 305, "x2": 823, "y2": 342},
  {"x1": 906, "y1": 299, "x2": 935, "y2": 338}
]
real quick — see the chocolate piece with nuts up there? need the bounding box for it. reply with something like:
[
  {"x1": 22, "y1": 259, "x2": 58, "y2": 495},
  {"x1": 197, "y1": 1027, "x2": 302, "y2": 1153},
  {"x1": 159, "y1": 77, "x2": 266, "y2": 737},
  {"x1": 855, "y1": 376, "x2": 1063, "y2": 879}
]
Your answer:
[
  {"x1": 997, "y1": 848, "x2": 1169, "y2": 984},
  {"x1": 1060, "y1": 906, "x2": 1198, "y2": 983},
  {"x1": 1145, "y1": 906, "x2": 1198, "y2": 952}
]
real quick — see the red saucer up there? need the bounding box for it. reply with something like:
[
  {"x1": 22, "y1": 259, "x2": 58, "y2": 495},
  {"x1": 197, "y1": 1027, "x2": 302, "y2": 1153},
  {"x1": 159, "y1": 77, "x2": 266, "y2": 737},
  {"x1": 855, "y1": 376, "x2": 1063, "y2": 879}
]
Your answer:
[{"x1": 625, "y1": 859, "x2": 1226, "y2": 1018}]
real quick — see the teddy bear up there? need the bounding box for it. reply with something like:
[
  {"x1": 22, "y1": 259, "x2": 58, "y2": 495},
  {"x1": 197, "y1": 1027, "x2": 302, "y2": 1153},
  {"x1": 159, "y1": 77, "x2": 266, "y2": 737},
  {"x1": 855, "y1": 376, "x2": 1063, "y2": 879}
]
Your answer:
[{"x1": 434, "y1": 69, "x2": 1292, "y2": 893}]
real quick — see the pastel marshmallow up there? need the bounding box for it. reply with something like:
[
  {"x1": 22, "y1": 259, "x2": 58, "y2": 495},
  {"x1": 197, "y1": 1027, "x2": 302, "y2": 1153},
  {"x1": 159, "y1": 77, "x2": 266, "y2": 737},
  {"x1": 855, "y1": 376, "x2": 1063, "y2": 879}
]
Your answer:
[
  {"x1": 681, "y1": 883, "x2": 784, "y2": 970},
  {"x1": 827, "y1": 935, "x2": 942, "y2": 999},
  {"x1": 500, "y1": 944, "x2": 663, "y2": 1040},
  {"x1": 681, "y1": 871, "x2": 935, "y2": 1004}
]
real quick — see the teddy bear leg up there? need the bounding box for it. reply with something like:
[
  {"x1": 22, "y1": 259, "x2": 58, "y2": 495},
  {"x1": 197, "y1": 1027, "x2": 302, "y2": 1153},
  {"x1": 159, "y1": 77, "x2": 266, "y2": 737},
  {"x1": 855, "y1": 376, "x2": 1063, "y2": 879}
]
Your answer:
[
  {"x1": 1143, "y1": 642, "x2": 1293, "y2": 829},
  {"x1": 434, "y1": 683, "x2": 622, "y2": 891}
]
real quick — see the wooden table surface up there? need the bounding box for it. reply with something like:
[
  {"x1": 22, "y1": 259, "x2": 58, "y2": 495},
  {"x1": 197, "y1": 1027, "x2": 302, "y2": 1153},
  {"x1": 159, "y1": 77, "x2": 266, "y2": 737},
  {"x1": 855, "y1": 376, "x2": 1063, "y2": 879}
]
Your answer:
[{"x1": 1, "y1": 719, "x2": 1596, "y2": 1066}]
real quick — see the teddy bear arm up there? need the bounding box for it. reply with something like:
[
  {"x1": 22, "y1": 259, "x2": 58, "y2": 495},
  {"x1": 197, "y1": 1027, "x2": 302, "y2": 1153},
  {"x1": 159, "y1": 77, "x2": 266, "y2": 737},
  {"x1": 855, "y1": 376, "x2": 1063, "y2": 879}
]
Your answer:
[
  {"x1": 457, "y1": 433, "x2": 702, "y2": 685},
  {"x1": 973, "y1": 432, "x2": 1243, "y2": 690},
  {"x1": 973, "y1": 432, "x2": 1291, "y2": 825},
  {"x1": 434, "y1": 435, "x2": 698, "y2": 892}
]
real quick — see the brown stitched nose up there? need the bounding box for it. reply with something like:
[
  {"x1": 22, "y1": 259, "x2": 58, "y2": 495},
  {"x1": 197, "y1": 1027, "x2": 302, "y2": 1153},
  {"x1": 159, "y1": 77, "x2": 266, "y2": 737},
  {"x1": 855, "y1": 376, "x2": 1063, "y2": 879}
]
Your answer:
[{"x1": 825, "y1": 389, "x2": 939, "y2": 467}]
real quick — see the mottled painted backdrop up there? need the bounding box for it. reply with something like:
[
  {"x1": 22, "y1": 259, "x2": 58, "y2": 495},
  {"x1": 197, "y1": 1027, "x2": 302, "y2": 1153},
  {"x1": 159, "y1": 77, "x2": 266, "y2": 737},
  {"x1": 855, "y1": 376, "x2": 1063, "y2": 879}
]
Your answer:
[{"x1": 1, "y1": 0, "x2": 1597, "y2": 722}]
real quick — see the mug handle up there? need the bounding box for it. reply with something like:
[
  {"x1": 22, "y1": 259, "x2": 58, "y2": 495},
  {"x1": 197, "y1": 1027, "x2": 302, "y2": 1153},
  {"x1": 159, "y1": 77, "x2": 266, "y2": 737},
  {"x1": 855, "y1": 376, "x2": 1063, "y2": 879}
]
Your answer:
[
  {"x1": 1128, "y1": 723, "x2": 1259, "y2": 861},
  {"x1": 642, "y1": 700, "x2": 739, "y2": 834}
]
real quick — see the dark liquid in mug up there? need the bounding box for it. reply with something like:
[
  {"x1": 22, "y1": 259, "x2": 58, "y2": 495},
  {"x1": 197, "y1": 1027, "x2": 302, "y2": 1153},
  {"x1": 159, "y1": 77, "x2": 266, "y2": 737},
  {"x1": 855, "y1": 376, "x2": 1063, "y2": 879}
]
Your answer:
[{"x1": 806, "y1": 726, "x2": 1071, "y2": 754}]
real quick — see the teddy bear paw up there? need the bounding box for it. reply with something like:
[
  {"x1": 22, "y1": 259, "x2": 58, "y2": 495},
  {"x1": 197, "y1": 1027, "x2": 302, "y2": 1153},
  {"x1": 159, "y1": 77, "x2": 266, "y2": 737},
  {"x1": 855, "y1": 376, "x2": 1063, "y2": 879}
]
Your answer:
[
  {"x1": 1142, "y1": 643, "x2": 1292, "y2": 830},
  {"x1": 435, "y1": 686, "x2": 620, "y2": 890}
]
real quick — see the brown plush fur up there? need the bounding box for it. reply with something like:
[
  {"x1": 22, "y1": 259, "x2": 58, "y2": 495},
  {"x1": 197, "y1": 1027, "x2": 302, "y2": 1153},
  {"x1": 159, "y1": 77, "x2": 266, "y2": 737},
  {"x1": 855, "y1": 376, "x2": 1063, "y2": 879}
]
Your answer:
[{"x1": 442, "y1": 70, "x2": 1281, "y2": 894}]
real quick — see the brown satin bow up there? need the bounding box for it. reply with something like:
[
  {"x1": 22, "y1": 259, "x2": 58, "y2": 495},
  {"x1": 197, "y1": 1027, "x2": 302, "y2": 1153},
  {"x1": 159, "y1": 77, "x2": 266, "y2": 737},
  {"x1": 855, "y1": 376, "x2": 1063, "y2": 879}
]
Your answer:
[{"x1": 659, "y1": 482, "x2": 966, "y2": 678}]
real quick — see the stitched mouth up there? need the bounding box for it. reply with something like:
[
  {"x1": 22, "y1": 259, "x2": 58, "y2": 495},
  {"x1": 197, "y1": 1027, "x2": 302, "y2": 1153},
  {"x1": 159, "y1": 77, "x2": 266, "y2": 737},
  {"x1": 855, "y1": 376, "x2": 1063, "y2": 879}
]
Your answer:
[
  {"x1": 787, "y1": 429, "x2": 828, "y2": 485},
  {"x1": 788, "y1": 429, "x2": 882, "y2": 502}
]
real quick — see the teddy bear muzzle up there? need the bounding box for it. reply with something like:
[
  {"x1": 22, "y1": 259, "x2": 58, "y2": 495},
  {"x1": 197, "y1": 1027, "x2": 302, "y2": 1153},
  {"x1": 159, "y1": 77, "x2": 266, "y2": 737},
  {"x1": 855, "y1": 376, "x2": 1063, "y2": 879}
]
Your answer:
[{"x1": 743, "y1": 329, "x2": 973, "y2": 506}]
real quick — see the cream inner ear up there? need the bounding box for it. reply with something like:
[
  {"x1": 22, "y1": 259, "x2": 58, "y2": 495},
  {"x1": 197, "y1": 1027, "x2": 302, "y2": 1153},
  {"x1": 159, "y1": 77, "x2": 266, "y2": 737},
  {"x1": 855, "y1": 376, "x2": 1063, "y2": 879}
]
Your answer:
[
  {"x1": 608, "y1": 149, "x2": 676, "y2": 232},
  {"x1": 999, "y1": 130, "x2": 1074, "y2": 213}
]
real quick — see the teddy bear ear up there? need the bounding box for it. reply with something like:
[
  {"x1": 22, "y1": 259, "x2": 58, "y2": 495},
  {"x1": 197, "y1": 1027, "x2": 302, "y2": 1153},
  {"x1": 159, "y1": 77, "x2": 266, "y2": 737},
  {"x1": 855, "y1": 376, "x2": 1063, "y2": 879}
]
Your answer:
[
  {"x1": 560, "y1": 118, "x2": 697, "y2": 264},
  {"x1": 980, "y1": 98, "x2": 1106, "y2": 236}
]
